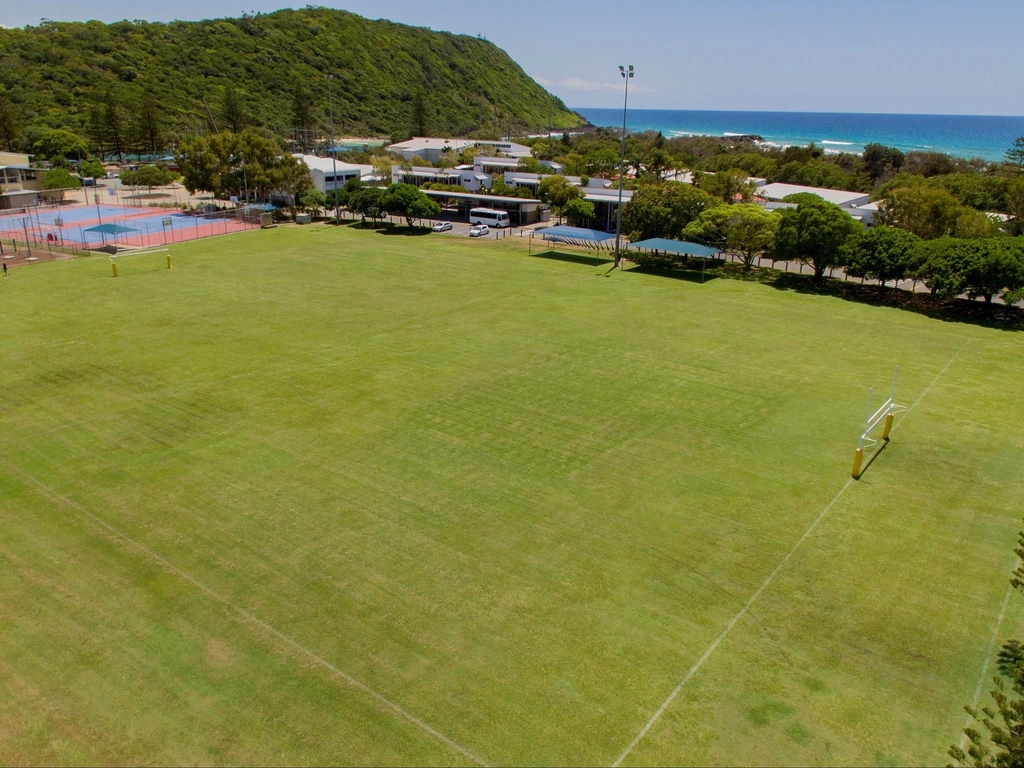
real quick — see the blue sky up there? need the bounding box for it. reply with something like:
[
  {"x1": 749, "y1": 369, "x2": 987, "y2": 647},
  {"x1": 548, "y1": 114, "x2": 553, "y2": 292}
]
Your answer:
[{"x1": 3, "y1": 0, "x2": 1022, "y2": 116}]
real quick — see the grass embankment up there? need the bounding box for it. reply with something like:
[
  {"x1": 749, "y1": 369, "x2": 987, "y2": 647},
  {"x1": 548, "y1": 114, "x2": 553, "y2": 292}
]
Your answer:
[{"x1": 1, "y1": 225, "x2": 1022, "y2": 765}]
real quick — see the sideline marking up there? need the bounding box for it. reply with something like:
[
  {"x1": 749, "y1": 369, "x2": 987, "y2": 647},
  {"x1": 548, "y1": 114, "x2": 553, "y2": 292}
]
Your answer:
[
  {"x1": 4, "y1": 461, "x2": 487, "y2": 767},
  {"x1": 612, "y1": 341, "x2": 969, "y2": 767},
  {"x1": 959, "y1": 572, "x2": 1016, "y2": 751},
  {"x1": 893, "y1": 339, "x2": 970, "y2": 428},
  {"x1": 612, "y1": 478, "x2": 853, "y2": 767}
]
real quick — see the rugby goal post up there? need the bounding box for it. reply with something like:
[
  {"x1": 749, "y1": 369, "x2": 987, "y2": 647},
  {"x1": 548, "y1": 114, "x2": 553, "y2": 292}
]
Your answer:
[
  {"x1": 852, "y1": 365, "x2": 906, "y2": 479},
  {"x1": 109, "y1": 248, "x2": 172, "y2": 277}
]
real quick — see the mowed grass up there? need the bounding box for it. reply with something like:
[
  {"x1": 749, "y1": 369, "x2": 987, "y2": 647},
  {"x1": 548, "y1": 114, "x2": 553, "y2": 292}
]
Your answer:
[{"x1": 1, "y1": 224, "x2": 1022, "y2": 766}]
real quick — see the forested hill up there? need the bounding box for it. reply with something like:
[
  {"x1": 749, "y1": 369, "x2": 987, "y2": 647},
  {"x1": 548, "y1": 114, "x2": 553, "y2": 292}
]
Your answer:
[{"x1": 0, "y1": 8, "x2": 581, "y2": 150}]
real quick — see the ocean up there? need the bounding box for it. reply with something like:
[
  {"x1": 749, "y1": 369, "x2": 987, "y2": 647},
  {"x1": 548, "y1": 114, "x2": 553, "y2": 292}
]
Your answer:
[{"x1": 572, "y1": 108, "x2": 1024, "y2": 163}]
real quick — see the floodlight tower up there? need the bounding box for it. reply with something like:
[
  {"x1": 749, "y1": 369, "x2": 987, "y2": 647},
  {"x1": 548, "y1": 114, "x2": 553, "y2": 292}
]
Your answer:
[
  {"x1": 613, "y1": 65, "x2": 634, "y2": 268},
  {"x1": 327, "y1": 74, "x2": 340, "y2": 223}
]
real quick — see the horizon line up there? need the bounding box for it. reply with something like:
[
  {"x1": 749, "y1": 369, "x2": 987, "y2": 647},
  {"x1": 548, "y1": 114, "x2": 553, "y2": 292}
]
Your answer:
[{"x1": 569, "y1": 107, "x2": 1024, "y2": 119}]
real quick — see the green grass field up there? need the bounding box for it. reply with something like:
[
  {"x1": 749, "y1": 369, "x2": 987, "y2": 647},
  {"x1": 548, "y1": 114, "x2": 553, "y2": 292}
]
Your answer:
[{"x1": 2, "y1": 224, "x2": 1023, "y2": 766}]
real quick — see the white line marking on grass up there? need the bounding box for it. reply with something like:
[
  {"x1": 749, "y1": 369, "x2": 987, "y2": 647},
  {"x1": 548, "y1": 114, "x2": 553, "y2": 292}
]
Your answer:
[
  {"x1": 612, "y1": 342, "x2": 971, "y2": 767},
  {"x1": 612, "y1": 478, "x2": 854, "y2": 767},
  {"x1": 4, "y1": 462, "x2": 487, "y2": 767},
  {"x1": 893, "y1": 339, "x2": 970, "y2": 429},
  {"x1": 959, "y1": 571, "x2": 1016, "y2": 751}
]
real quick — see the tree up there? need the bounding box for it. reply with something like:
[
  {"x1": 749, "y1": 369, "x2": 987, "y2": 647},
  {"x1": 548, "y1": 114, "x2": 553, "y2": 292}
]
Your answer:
[
  {"x1": 774, "y1": 198, "x2": 862, "y2": 279},
  {"x1": 336, "y1": 176, "x2": 363, "y2": 208},
  {"x1": 537, "y1": 175, "x2": 579, "y2": 207},
  {"x1": 42, "y1": 167, "x2": 82, "y2": 190},
  {"x1": 300, "y1": 187, "x2": 328, "y2": 218},
  {"x1": 121, "y1": 164, "x2": 178, "y2": 194},
  {"x1": 222, "y1": 85, "x2": 246, "y2": 133},
  {"x1": 292, "y1": 84, "x2": 314, "y2": 153},
  {"x1": 955, "y1": 208, "x2": 1003, "y2": 239},
  {"x1": 537, "y1": 175, "x2": 584, "y2": 221},
  {"x1": 878, "y1": 186, "x2": 967, "y2": 240},
  {"x1": 176, "y1": 134, "x2": 227, "y2": 196},
  {"x1": 0, "y1": 88, "x2": 19, "y2": 151},
  {"x1": 695, "y1": 168, "x2": 756, "y2": 203},
  {"x1": 641, "y1": 148, "x2": 671, "y2": 181},
  {"x1": 32, "y1": 129, "x2": 89, "y2": 161},
  {"x1": 134, "y1": 92, "x2": 165, "y2": 156},
  {"x1": 950, "y1": 523, "x2": 1024, "y2": 767},
  {"x1": 844, "y1": 226, "x2": 921, "y2": 286},
  {"x1": 411, "y1": 88, "x2": 429, "y2": 137},
  {"x1": 682, "y1": 204, "x2": 780, "y2": 269},
  {"x1": 77, "y1": 158, "x2": 106, "y2": 179},
  {"x1": 843, "y1": 225, "x2": 925, "y2": 286},
  {"x1": 562, "y1": 198, "x2": 595, "y2": 227},
  {"x1": 1004, "y1": 178, "x2": 1024, "y2": 236},
  {"x1": 913, "y1": 238, "x2": 972, "y2": 300},
  {"x1": 348, "y1": 186, "x2": 385, "y2": 222},
  {"x1": 273, "y1": 153, "x2": 312, "y2": 217},
  {"x1": 175, "y1": 130, "x2": 296, "y2": 200},
  {"x1": 371, "y1": 155, "x2": 395, "y2": 183},
  {"x1": 621, "y1": 182, "x2": 723, "y2": 241},
  {"x1": 1005, "y1": 136, "x2": 1024, "y2": 175},
  {"x1": 435, "y1": 151, "x2": 458, "y2": 170},
  {"x1": 87, "y1": 104, "x2": 109, "y2": 159},
  {"x1": 380, "y1": 183, "x2": 441, "y2": 227},
  {"x1": 963, "y1": 239, "x2": 1024, "y2": 304},
  {"x1": 101, "y1": 89, "x2": 127, "y2": 161},
  {"x1": 862, "y1": 143, "x2": 905, "y2": 182}
]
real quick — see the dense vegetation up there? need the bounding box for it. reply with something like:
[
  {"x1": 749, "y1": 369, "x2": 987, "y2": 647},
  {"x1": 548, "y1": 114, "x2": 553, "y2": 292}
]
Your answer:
[
  {"x1": 0, "y1": 8, "x2": 580, "y2": 154},
  {"x1": 524, "y1": 130, "x2": 1024, "y2": 225}
]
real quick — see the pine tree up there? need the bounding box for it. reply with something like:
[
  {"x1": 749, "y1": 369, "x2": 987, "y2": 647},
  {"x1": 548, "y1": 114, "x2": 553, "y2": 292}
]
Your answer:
[
  {"x1": 951, "y1": 524, "x2": 1024, "y2": 766},
  {"x1": 87, "y1": 104, "x2": 108, "y2": 160},
  {"x1": 292, "y1": 85, "x2": 313, "y2": 152},
  {"x1": 135, "y1": 91, "x2": 164, "y2": 156},
  {"x1": 222, "y1": 85, "x2": 246, "y2": 133},
  {"x1": 0, "y1": 88, "x2": 20, "y2": 151},
  {"x1": 102, "y1": 90, "x2": 127, "y2": 161},
  {"x1": 411, "y1": 88, "x2": 429, "y2": 137},
  {"x1": 1005, "y1": 136, "x2": 1024, "y2": 175}
]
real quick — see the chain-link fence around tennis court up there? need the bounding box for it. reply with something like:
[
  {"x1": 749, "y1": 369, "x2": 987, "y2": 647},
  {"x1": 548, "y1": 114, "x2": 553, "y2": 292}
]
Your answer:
[{"x1": 0, "y1": 204, "x2": 263, "y2": 265}]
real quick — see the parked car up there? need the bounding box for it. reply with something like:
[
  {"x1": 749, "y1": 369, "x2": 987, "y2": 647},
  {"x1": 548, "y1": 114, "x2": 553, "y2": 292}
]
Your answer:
[
  {"x1": 468, "y1": 224, "x2": 490, "y2": 237},
  {"x1": 431, "y1": 221, "x2": 453, "y2": 232}
]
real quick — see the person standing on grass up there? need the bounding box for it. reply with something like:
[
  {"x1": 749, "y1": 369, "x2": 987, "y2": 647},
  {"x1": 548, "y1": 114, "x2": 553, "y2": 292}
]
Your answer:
[{"x1": 2, "y1": 260, "x2": 7, "y2": 277}]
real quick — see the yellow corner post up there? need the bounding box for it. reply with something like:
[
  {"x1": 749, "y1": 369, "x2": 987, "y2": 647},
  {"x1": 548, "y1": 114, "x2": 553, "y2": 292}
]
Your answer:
[
  {"x1": 167, "y1": 254, "x2": 172, "y2": 269},
  {"x1": 111, "y1": 261, "x2": 118, "y2": 277},
  {"x1": 851, "y1": 447, "x2": 864, "y2": 479},
  {"x1": 880, "y1": 412, "x2": 894, "y2": 440}
]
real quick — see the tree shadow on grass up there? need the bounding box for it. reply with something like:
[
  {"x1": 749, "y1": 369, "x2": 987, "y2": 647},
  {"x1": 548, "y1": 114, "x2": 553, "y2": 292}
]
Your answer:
[
  {"x1": 625, "y1": 263, "x2": 722, "y2": 284},
  {"x1": 345, "y1": 220, "x2": 430, "y2": 236},
  {"x1": 714, "y1": 262, "x2": 1024, "y2": 331},
  {"x1": 532, "y1": 249, "x2": 613, "y2": 267},
  {"x1": 376, "y1": 225, "x2": 431, "y2": 236}
]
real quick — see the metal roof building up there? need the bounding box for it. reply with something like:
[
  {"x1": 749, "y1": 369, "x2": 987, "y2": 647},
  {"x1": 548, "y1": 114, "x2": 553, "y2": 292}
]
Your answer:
[{"x1": 759, "y1": 183, "x2": 870, "y2": 208}]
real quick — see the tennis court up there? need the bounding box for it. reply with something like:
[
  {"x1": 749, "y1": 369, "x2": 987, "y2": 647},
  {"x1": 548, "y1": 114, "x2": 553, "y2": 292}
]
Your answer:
[{"x1": 0, "y1": 204, "x2": 262, "y2": 255}]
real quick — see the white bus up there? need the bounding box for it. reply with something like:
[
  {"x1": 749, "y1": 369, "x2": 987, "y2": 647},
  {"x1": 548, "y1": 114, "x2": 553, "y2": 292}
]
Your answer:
[{"x1": 469, "y1": 208, "x2": 511, "y2": 228}]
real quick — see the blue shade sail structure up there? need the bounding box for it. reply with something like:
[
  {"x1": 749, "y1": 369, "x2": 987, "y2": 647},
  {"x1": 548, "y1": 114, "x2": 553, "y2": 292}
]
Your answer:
[
  {"x1": 537, "y1": 226, "x2": 616, "y2": 249},
  {"x1": 83, "y1": 223, "x2": 139, "y2": 235},
  {"x1": 627, "y1": 238, "x2": 721, "y2": 258}
]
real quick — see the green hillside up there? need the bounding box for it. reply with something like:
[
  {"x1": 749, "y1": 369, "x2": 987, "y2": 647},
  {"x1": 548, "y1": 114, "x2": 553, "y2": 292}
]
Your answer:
[{"x1": 0, "y1": 8, "x2": 581, "y2": 150}]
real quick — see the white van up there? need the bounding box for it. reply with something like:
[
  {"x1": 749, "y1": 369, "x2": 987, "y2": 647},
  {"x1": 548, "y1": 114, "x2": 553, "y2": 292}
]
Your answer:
[{"x1": 469, "y1": 208, "x2": 510, "y2": 228}]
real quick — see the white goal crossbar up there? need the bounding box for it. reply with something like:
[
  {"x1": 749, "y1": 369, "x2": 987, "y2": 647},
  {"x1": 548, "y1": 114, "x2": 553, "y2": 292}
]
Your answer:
[
  {"x1": 852, "y1": 365, "x2": 906, "y2": 478},
  {"x1": 109, "y1": 248, "x2": 171, "y2": 276}
]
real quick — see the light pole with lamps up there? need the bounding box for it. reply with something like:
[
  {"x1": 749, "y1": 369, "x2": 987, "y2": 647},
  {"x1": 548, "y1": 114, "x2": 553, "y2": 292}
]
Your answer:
[
  {"x1": 613, "y1": 64, "x2": 633, "y2": 269},
  {"x1": 327, "y1": 74, "x2": 340, "y2": 223}
]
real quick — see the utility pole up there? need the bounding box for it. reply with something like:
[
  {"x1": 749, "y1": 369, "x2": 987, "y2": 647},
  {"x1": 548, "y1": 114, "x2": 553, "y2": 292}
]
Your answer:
[
  {"x1": 327, "y1": 74, "x2": 340, "y2": 223},
  {"x1": 613, "y1": 65, "x2": 634, "y2": 269}
]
